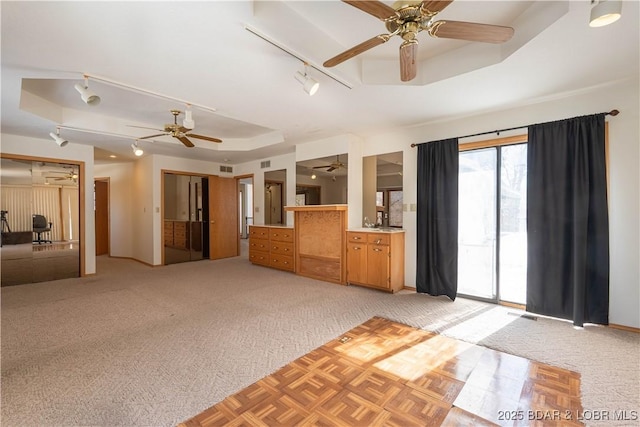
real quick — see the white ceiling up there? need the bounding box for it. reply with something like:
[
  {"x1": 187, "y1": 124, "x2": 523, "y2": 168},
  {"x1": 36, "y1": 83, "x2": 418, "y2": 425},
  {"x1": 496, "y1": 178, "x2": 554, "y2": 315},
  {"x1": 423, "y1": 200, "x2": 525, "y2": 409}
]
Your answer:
[{"x1": 1, "y1": 1, "x2": 638, "y2": 164}]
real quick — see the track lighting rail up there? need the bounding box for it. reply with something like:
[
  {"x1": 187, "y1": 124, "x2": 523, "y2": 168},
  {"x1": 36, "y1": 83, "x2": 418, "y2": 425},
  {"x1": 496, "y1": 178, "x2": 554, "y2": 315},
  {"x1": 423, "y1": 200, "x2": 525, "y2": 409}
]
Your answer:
[{"x1": 244, "y1": 25, "x2": 353, "y2": 90}]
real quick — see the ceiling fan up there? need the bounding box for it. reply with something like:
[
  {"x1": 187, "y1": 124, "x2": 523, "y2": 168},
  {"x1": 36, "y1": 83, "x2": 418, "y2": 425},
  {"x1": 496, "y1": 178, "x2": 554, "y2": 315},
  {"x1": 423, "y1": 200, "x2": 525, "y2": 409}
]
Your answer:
[
  {"x1": 323, "y1": 0, "x2": 515, "y2": 82},
  {"x1": 132, "y1": 110, "x2": 222, "y2": 147},
  {"x1": 313, "y1": 155, "x2": 347, "y2": 172},
  {"x1": 45, "y1": 170, "x2": 78, "y2": 183}
]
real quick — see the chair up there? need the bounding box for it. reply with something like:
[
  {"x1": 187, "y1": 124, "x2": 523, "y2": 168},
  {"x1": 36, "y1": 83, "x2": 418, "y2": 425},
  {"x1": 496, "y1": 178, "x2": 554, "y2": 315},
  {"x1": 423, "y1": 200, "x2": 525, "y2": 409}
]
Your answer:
[{"x1": 33, "y1": 214, "x2": 53, "y2": 244}]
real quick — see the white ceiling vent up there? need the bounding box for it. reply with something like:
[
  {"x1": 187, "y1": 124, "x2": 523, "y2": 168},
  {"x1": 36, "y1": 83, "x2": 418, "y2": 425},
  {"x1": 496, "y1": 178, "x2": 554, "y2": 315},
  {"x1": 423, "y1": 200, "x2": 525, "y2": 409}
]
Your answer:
[
  {"x1": 219, "y1": 165, "x2": 233, "y2": 173},
  {"x1": 260, "y1": 160, "x2": 271, "y2": 169}
]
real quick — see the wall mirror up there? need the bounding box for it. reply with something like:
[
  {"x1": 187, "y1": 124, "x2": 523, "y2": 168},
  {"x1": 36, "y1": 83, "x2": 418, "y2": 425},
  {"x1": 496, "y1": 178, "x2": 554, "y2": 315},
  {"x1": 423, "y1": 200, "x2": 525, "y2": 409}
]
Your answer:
[
  {"x1": 295, "y1": 154, "x2": 348, "y2": 205},
  {"x1": 1, "y1": 157, "x2": 81, "y2": 286},
  {"x1": 163, "y1": 172, "x2": 205, "y2": 265},
  {"x1": 264, "y1": 169, "x2": 286, "y2": 225},
  {"x1": 362, "y1": 151, "x2": 403, "y2": 228}
]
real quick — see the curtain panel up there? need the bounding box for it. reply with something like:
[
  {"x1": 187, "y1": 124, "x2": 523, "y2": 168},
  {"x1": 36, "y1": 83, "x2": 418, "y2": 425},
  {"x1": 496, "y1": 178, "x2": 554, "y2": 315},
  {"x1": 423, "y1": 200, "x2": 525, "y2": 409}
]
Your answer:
[
  {"x1": 416, "y1": 138, "x2": 459, "y2": 300},
  {"x1": 526, "y1": 113, "x2": 609, "y2": 326}
]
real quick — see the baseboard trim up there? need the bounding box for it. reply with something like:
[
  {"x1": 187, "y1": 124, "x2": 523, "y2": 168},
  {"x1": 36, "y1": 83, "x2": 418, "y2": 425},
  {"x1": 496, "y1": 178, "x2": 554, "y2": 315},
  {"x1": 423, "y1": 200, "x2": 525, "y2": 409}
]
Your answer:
[
  {"x1": 609, "y1": 323, "x2": 640, "y2": 333},
  {"x1": 403, "y1": 286, "x2": 416, "y2": 291},
  {"x1": 108, "y1": 256, "x2": 159, "y2": 268}
]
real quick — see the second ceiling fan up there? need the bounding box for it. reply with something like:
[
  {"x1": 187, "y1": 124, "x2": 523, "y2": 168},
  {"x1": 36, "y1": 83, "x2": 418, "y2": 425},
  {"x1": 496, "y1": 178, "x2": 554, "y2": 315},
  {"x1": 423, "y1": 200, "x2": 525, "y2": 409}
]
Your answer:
[
  {"x1": 323, "y1": 0, "x2": 515, "y2": 82},
  {"x1": 135, "y1": 110, "x2": 222, "y2": 148}
]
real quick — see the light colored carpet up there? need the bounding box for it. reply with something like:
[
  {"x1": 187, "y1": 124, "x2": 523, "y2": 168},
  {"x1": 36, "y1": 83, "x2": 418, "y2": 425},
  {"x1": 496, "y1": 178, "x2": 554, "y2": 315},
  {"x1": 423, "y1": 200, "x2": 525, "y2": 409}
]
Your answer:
[{"x1": 1, "y1": 255, "x2": 638, "y2": 426}]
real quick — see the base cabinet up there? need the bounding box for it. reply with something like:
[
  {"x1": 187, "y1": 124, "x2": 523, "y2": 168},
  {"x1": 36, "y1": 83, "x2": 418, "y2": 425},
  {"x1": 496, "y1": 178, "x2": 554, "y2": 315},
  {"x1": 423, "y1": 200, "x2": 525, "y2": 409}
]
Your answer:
[
  {"x1": 346, "y1": 231, "x2": 404, "y2": 293},
  {"x1": 249, "y1": 225, "x2": 295, "y2": 272}
]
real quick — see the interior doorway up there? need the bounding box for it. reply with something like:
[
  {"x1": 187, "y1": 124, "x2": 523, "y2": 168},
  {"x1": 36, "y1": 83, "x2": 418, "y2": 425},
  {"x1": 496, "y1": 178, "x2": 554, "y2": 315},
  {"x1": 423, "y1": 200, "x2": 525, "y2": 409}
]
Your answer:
[{"x1": 94, "y1": 179, "x2": 109, "y2": 256}]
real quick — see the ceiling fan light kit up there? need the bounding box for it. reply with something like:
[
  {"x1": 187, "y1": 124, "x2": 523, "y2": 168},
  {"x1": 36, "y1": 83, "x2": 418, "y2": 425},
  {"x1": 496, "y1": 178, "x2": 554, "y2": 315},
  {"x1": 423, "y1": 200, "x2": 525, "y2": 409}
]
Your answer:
[
  {"x1": 589, "y1": 0, "x2": 622, "y2": 27},
  {"x1": 74, "y1": 76, "x2": 101, "y2": 106},
  {"x1": 323, "y1": 0, "x2": 515, "y2": 82}
]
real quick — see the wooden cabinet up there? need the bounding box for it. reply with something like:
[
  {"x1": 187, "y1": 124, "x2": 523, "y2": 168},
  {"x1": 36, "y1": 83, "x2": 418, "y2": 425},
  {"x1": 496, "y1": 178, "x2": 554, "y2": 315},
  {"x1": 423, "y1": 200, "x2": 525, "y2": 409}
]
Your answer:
[
  {"x1": 346, "y1": 230, "x2": 405, "y2": 293},
  {"x1": 249, "y1": 225, "x2": 295, "y2": 272},
  {"x1": 285, "y1": 205, "x2": 348, "y2": 285},
  {"x1": 164, "y1": 220, "x2": 189, "y2": 250}
]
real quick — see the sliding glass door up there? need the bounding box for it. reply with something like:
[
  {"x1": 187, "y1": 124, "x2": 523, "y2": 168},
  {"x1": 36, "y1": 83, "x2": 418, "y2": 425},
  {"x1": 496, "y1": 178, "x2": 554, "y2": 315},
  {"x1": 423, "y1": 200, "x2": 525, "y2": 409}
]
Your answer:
[{"x1": 458, "y1": 143, "x2": 527, "y2": 304}]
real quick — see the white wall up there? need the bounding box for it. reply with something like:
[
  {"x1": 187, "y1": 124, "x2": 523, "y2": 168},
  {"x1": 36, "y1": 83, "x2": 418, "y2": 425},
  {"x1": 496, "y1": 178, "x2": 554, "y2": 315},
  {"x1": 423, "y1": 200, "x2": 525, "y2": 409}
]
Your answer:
[{"x1": 0, "y1": 133, "x2": 96, "y2": 275}]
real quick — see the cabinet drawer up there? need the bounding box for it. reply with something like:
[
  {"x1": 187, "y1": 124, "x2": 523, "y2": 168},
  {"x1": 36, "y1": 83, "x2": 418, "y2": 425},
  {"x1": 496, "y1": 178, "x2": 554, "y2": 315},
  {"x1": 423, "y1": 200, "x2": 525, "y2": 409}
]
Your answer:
[
  {"x1": 249, "y1": 226, "x2": 270, "y2": 239},
  {"x1": 271, "y1": 241, "x2": 294, "y2": 256},
  {"x1": 348, "y1": 232, "x2": 368, "y2": 243},
  {"x1": 249, "y1": 238, "x2": 269, "y2": 252},
  {"x1": 270, "y1": 228, "x2": 294, "y2": 242},
  {"x1": 249, "y1": 250, "x2": 270, "y2": 266},
  {"x1": 367, "y1": 233, "x2": 390, "y2": 245},
  {"x1": 270, "y1": 254, "x2": 294, "y2": 271}
]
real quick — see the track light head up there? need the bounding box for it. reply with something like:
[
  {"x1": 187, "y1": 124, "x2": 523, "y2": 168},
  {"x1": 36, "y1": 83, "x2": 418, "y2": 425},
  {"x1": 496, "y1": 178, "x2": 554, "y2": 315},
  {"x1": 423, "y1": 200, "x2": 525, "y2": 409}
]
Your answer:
[
  {"x1": 294, "y1": 70, "x2": 319, "y2": 96},
  {"x1": 131, "y1": 141, "x2": 143, "y2": 157},
  {"x1": 74, "y1": 77, "x2": 101, "y2": 105},
  {"x1": 49, "y1": 129, "x2": 68, "y2": 147},
  {"x1": 590, "y1": 0, "x2": 622, "y2": 27}
]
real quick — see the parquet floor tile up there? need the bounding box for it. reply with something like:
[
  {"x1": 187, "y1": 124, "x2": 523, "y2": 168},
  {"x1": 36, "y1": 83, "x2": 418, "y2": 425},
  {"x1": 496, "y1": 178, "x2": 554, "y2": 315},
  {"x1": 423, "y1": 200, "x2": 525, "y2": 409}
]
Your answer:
[{"x1": 179, "y1": 317, "x2": 583, "y2": 427}]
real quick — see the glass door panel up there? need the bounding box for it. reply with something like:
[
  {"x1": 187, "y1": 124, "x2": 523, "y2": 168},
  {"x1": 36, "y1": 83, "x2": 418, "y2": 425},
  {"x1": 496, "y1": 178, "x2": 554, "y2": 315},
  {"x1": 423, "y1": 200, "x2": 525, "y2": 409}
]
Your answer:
[
  {"x1": 498, "y1": 144, "x2": 527, "y2": 304},
  {"x1": 458, "y1": 148, "x2": 497, "y2": 300}
]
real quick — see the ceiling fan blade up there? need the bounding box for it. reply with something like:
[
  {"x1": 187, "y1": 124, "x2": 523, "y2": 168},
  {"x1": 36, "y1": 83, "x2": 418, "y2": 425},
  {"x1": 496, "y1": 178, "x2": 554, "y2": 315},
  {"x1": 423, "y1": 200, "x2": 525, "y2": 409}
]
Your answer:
[
  {"x1": 429, "y1": 20, "x2": 514, "y2": 43},
  {"x1": 342, "y1": 0, "x2": 397, "y2": 20},
  {"x1": 420, "y1": 0, "x2": 454, "y2": 17},
  {"x1": 186, "y1": 133, "x2": 222, "y2": 143},
  {"x1": 312, "y1": 166, "x2": 329, "y2": 169},
  {"x1": 324, "y1": 34, "x2": 389, "y2": 67},
  {"x1": 327, "y1": 167, "x2": 337, "y2": 172},
  {"x1": 178, "y1": 126, "x2": 192, "y2": 133},
  {"x1": 399, "y1": 40, "x2": 418, "y2": 82},
  {"x1": 176, "y1": 136, "x2": 195, "y2": 148},
  {"x1": 139, "y1": 133, "x2": 168, "y2": 140}
]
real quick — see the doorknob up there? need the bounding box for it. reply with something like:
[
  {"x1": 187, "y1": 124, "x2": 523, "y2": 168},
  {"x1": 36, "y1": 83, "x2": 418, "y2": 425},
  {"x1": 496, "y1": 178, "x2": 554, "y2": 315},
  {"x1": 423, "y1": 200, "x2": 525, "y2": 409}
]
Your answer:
[{"x1": 210, "y1": 220, "x2": 215, "y2": 224}]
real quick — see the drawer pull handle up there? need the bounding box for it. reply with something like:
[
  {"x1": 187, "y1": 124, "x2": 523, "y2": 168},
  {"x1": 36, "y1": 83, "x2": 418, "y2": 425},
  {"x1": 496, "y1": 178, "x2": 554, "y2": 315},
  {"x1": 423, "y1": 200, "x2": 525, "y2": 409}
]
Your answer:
[
  {"x1": 353, "y1": 237, "x2": 361, "y2": 240},
  {"x1": 373, "y1": 248, "x2": 383, "y2": 252},
  {"x1": 375, "y1": 239, "x2": 382, "y2": 244},
  {"x1": 353, "y1": 247, "x2": 361, "y2": 250}
]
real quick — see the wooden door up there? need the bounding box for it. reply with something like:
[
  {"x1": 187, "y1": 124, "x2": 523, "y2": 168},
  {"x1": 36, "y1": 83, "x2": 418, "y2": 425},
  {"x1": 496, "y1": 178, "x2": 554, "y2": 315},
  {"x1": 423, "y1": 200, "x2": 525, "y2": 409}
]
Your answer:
[
  {"x1": 94, "y1": 179, "x2": 109, "y2": 255},
  {"x1": 209, "y1": 175, "x2": 239, "y2": 259}
]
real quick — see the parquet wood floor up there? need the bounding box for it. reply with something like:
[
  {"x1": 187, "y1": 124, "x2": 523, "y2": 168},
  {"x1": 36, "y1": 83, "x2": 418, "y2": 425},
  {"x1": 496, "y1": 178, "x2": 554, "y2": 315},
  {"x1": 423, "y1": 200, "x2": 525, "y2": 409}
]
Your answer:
[{"x1": 179, "y1": 317, "x2": 583, "y2": 427}]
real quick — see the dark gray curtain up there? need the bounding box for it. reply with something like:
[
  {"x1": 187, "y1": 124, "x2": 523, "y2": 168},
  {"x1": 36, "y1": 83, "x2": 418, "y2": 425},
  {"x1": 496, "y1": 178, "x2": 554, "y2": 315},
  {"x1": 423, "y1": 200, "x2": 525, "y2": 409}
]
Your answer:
[
  {"x1": 527, "y1": 113, "x2": 609, "y2": 326},
  {"x1": 416, "y1": 138, "x2": 459, "y2": 300}
]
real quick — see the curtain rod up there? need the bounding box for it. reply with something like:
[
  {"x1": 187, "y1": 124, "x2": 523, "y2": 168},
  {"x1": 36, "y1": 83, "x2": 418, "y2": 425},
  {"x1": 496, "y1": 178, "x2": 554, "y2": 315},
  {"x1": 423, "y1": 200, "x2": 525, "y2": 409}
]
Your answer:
[{"x1": 410, "y1": 109, "x2": 619, "y2": 148}]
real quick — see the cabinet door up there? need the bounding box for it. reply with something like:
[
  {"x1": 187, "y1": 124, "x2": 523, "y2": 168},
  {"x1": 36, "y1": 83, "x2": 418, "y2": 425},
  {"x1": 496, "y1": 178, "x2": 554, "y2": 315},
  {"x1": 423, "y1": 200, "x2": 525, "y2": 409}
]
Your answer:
[
  {"x1": 347, "y1": 243, "x2": 367, "y2": 284},
  {"x1": 367, "y1": 244, "x2": 390, "y2": 288}
]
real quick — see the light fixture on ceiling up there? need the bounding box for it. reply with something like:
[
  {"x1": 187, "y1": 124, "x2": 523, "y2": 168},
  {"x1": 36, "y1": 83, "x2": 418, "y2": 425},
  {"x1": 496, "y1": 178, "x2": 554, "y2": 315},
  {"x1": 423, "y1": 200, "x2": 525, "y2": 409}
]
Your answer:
[
  {"x1": 49, "y1": 128, "x2": 68, "y2": 147},
  {"x1": 295, "y1": 63, "x2": 319, "y2": 96},
  {"x1": 74, "y1": 75, "x2": 101, "y2": 106},
  {"x1": 131, "y1": 140, "x2": 144, "y2": 157},
  {"x1": 311, "y1": 173, "x2": 317, "y2": 180},
  {"x1": 589, "y1": 0, "x2": 622, "y2": 27},
  {"x1": 183, "y1": 105, "x2": 195, "y2": 129}
]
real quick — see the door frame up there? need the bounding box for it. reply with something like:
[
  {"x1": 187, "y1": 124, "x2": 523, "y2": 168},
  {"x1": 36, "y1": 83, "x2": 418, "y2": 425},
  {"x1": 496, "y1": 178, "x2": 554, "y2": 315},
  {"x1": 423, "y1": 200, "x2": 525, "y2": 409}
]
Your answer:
[
  {"x1": 0, "y1": 153, "x2": 86, "y2": 277},
  {"x1": 161, "y1": 169, "x2": 210, "y2": 265}
]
